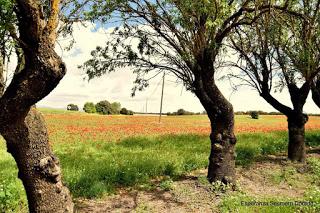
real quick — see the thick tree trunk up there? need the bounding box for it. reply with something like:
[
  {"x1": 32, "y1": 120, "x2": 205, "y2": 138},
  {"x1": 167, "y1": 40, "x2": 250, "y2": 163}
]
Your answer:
[
  {"x1": 1, "y1": 107, "x2": 73, "y2": 212},
  {"x1": 260, "y1": 87, "x2": 309, "y2": 162},
  {"x1": 0, "y1": 1, "x2": 75, "y2": 211},
  {"x1": 207, "y1": 110, "x2": 236, "y2": 184},
  {"x1": 287, "y1": 114, "x2": 307, "y2": 162},
  {"x1": 194, "y1": 75, "x2": 236, "y2": 184}
]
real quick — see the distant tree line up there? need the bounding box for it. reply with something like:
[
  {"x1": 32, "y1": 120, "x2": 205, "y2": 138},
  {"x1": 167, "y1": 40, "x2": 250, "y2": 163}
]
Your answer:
[
  {"x1": 237, "y1": 111, "x2": 320, "y2": 118},
  {"x1": 67, "y1": 101, "x2": 134, "y2": 115},
  {"x1": 235, "y1": 111, "x2": 283, "y2": 115},
  {"x1": 167, "y1": 109, "x2": 206, "y2": 116}
]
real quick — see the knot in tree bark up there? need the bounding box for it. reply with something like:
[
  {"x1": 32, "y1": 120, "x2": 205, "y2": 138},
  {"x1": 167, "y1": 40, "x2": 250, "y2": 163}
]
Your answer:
[{"x1": 38, "y1": 155, "x2": 61, "y2": 183}]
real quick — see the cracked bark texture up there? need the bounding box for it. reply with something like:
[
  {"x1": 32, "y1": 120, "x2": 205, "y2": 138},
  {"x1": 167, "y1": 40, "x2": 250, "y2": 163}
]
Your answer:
[
  {"x1": 0, "y1": 0, "x2": 74, "y2": 211},
  {"x1": 195, "y1": 84, "x2": 236, "y2": 184},
  {"x1": 2, "y1": 108, "x2": 73, "y2": 212},
  {"x1": 287, "y1": 114, "x2": 307, "y2": 162},
  {"x1": 193, "y1": 55, "x2": 236, "y2": 184}
]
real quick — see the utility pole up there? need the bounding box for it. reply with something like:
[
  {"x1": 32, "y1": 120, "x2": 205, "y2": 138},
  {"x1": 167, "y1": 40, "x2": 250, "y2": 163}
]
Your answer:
[
  {"x1": 159, "y1": 72, "x2": 165, "y2": 123},
  {"x1": 146, "y1": 98, "x2": 148, "y2": 113}
]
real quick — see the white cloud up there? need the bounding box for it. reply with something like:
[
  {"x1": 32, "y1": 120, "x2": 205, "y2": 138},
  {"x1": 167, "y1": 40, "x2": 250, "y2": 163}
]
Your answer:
[{"x1": 34, "y1": 23, "x2": 320, "y2": 114}]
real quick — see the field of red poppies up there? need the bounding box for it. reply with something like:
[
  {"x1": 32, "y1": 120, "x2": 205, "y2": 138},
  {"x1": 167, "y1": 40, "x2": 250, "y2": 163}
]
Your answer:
[{"x1": 43, "y1": 109, "x2": 320, "y2": 144}]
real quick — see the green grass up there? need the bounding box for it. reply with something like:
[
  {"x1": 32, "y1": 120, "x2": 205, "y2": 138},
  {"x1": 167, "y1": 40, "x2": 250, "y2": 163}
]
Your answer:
[
  {"x1": 55, "y1": 134, "x2": 209, "y2": 198},
  {"x1": 1, "y1": 131, "x2": 320, "y2": 211},
  {"x1": 37, "y1": 108, "x2": 82, "y2": 114},
  {"x1": 0, "y1": 142, "x2": 27, "y2": 212}
]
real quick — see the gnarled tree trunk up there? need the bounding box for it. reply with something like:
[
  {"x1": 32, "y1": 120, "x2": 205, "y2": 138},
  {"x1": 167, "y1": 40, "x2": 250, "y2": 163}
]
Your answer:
[
  {"x1": 194, "y1": 72, "x2": 236, "y2": 184},
  {"x1": 2, "y1": 107, "x2": 73, "y2": 212},
  {"x1": 287, "y1": 113, "x2": 307, "y2": 162},
  {"x1": 207, "y1": 104, "x2": 236, "y2": 184},
  {"x1": 0, "y1": 0, "x2": 74, "y2": 211}
]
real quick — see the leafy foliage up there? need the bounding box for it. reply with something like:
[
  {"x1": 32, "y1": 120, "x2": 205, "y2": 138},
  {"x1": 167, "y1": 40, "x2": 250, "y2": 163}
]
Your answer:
[
  {"x1": 80, "y1": 0, "x2": 281, "y2": 95},
  {"x1": 110, "y1": 102, "x2": 121, "y2": 114},
  {"x1": 67, "y1": 104, "x2": 79, "y2": 111},
  {"x1": 95, "y1": 100, "x2": 113, "y2": 115},
  {"x1": 95, "y1": 100, "x2": 121, "y2": 115},
  {"x1": 229, "y1": 1, "x2": 320, "y2": 114},
  {"x1": 120, "y1": 107, "x2": 134, "y2": 115},
  {"x1": 83, "y1": 102, "x2": 96, "y2": 113},
  {"x1": 0, "y1": 0, "x2": 16, "y2": 79},
  {"x1": 250, "y1": 111, "x2": 259, "y2": 119}
]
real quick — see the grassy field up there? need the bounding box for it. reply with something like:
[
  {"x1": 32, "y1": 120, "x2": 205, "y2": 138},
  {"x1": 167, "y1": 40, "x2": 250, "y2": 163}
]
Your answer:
[{"x1": 0, "y1": 109, "x2": 320, "y2": 212}]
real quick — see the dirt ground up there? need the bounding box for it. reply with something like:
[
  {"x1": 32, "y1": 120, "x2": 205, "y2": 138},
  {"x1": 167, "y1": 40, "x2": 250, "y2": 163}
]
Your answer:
[{"x1": 75, "y1": 153, "x2": 320, "y2": 213}]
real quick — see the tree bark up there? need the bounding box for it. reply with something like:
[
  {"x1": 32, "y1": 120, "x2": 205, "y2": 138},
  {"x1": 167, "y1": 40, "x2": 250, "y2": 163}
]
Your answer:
[
  {"x1": 287, "y1": 114, "x2": 307, "y2": 162},
  {"x1": 1, "y1": 107, "x2": 74, "y2": 212},
  {"x1": 206, "y1": 106, "x2": 236, "y2": 184},
  {"x1": 0, "y1": 1, "x2": 74, "y2": 211},
  {"x1": 194, "y1": 74, "x2": 236, "y2": 184},
  {"x1": 311, "y1": 80, "x2": 320, "y2": 108},
  {"x1": 260, "y1": 89, "x2": 309, "y2": 162}
]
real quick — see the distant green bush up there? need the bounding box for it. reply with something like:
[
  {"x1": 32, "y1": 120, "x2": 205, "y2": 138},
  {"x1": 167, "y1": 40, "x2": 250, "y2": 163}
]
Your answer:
[
  {"x1": 67, "y1": 104, "x2": 79, "y2": 111},
  {"x1": 95, "y1": 100, "x2": 123, "y2": 115},
  {"x1": 250, "y1": 111, "x2": 259, "y2": 119},
  {"x1": 120, "y1": 107, "x2": 128, "y2": 115},
  {"x1": 83, "y1": 102, "x2": 96, "y2": 113},
  {"x1": 95, "y1": 100, "x2": 112, "y2": 115},
  {"x1": 120, "y1": 108, "x2": 134, "y2": 115},
  {"x1": 110, "y1": 102, "x2": 121, "y2": 114}
]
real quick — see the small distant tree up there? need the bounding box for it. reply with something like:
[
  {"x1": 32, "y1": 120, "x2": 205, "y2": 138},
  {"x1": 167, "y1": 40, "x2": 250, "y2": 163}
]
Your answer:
[
  {"x1": 175, "y1": 108, "x2": 195, "y2": 115},
  {"x1": 128, "y1": 110, "x2": 134, "y2": 115},
  {"x1": 96, "y1": 100, "x2": 112, "y2": 115},
  {"x1": 83, "y1": 102, "x2": 96, "y2": 113},
  {"x1": 250, "y1": 111, "x2": 259, "y2": 119},
  {"x1": 67, "y1": 104, "x2": 79, "y2": 111},
  {"x1": 177, "y1": 109, "x2": 186, "y2": 115},
  {"x1": 120, "y1": 107, "x2": 128, "y2": 115},
  {"x1": 111, "y1": 102, "x2": 121, "y2": 114}
]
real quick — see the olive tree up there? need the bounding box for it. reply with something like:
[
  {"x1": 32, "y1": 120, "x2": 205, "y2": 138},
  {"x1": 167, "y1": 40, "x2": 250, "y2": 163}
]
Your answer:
[
  {"x1": 229, "y1": 1, "x2": 320, "y2": 162},
  {"x1": 0, "y1": 0, "x2": 74, "y2": 211},
  {"x1": 81, "y1": 0, "x2": 291, "y2": 183}
]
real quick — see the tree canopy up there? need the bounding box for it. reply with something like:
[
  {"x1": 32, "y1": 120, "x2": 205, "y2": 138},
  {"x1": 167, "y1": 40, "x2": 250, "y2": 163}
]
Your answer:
[
  {"x1": 229, "y1": 0, "x2": 320, "y2": 116},
  {"x1": 80, "y1": 0, "x2": 291, "y2": 95},
  {"x1": 228, "y1": 0, "x2": 320, "y2": 161},
  {"x1": 78, "y1": 0, "x2": 297, "y2": 183}
]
